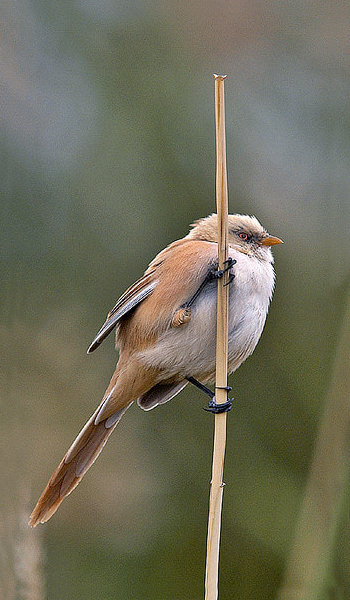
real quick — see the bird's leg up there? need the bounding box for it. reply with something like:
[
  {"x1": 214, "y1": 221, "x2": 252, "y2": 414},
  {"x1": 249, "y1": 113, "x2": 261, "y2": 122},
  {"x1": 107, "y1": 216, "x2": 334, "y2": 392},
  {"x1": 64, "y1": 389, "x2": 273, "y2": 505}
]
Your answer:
[
  {"x1": 171, "y1": 258, "x2": 236, "y2": 327},
  {"x1": 186, "y1": 376, "x2": 233, "y2": 414},
  {"x1": 186, "y1": 376, "x2": 215, "y2": 399},
  {"x1": 185, "y1": 258, "x2": 236, "y2": 310}
]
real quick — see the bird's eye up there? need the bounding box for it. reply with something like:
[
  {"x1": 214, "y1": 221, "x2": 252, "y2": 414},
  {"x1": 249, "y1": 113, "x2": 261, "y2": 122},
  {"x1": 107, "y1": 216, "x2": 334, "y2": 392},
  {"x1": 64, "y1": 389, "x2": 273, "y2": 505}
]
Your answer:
[{"x1": 238, "y1": 232, "x2": 249, "y2": 241}]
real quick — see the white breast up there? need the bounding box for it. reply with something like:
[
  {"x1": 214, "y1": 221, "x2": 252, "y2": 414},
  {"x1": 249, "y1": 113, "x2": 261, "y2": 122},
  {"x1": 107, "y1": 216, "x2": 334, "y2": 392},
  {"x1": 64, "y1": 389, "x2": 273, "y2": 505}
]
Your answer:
[
  {"x1": 226, "y1": 249, "x2": 275, "y2": 372},
  {"x1": 138, "y1": 248, "x2": 275, "y2": 382}
]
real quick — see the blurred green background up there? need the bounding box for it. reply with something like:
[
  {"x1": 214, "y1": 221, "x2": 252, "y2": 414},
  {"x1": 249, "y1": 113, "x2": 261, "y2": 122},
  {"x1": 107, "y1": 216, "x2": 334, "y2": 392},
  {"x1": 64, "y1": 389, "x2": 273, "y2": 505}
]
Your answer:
[{"x1": 2, "y1": 1, "x2": 350, "y2": 599}]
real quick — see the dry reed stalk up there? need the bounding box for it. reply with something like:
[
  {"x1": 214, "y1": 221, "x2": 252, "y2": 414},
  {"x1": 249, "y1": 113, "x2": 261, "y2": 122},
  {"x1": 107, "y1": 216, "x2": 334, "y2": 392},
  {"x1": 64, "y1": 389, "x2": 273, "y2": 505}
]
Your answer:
[
  {"x1": 205, "y1": 74, "x2": 229, "y2": 600},
  {"x1": 277, "y1": 287, "x2": 350, "y2": 600},
  {"x1": 0, "y1": 491, "x2": 45, "y2": 600}
]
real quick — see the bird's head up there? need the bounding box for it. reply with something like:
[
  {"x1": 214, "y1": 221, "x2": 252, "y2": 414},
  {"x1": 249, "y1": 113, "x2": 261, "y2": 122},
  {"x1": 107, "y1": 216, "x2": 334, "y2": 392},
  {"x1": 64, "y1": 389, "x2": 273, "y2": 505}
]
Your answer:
[{"x1": 187, "y1": 213, "x2": 283, "y2": 261}]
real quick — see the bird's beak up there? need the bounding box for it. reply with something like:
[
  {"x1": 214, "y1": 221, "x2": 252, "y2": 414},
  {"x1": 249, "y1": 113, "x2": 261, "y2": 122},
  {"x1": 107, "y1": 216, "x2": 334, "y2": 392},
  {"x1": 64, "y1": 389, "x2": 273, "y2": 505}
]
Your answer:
[{"x1": 261, "y1": 235, "x2": 284, "y2": 246}]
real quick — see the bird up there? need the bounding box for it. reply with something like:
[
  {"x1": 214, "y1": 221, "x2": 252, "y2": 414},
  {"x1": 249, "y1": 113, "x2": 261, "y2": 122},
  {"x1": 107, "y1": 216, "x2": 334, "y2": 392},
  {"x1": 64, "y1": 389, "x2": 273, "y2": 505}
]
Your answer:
[{"x1": 29, "y1": 213, "x2": 283, "y2": 527}]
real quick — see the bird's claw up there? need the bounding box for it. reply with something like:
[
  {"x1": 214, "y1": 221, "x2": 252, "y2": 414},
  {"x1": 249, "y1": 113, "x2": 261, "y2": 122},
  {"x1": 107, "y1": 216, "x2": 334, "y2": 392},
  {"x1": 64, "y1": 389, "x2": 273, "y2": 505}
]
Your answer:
[
  {"x1": 224, "y1": 272, "x2": 235, "y2": 286},
  {"x1": 203, "y1": 396, "x2": 233, "y2": 414},
  {"x1": 211, "y1": 257, "x2": 236, "y2": 280}
]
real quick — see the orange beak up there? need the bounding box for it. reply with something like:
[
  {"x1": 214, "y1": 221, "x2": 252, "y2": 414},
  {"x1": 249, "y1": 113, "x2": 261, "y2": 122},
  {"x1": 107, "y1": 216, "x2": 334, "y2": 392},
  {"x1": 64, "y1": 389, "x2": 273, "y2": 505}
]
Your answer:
[{"x1": 261, "y1": 235, "x2": 284, "y2": 246}]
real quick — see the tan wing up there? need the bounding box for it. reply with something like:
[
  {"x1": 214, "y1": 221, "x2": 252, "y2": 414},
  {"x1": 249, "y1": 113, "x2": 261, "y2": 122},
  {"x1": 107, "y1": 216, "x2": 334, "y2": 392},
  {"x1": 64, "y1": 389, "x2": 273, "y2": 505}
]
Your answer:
[{"x1": 87, "y1": 269, "x2": 158, "y2": 353}]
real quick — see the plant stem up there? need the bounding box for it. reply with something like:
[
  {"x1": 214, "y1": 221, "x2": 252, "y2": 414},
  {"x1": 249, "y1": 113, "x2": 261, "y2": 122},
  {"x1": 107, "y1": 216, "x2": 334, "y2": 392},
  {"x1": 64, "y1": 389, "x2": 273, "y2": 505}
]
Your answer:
[
  {"x1": 277, "y1": 286, "x2": 350, "y2": 600},
  {"x1": 205, "y1": 74, "x2": 229, "y2": 600}
]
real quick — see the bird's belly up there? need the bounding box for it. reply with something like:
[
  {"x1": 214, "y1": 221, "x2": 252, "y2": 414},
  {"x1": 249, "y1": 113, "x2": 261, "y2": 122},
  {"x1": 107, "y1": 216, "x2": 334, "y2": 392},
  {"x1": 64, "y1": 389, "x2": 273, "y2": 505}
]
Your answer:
[{"x1": 138, "y1": 281, "x2": 269, "y2": 382}]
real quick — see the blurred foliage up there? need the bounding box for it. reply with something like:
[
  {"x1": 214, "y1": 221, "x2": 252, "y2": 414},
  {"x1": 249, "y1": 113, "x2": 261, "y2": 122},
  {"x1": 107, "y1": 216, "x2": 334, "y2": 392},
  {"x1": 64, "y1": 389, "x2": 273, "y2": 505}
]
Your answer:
[{"x1": 1, "y1": 0, "x2": 350, "y2": 598}]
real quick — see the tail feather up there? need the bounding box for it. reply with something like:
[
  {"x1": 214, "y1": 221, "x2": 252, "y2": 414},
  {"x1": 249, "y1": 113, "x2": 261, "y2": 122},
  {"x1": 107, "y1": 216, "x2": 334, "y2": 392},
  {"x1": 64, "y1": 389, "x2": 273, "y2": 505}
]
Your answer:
[
  {"x1": 137, "y1": 381, "x2": 187, "y2": 410},
  {"x1": 29, "y1": 404, "x2": 130, "y2": 527}
]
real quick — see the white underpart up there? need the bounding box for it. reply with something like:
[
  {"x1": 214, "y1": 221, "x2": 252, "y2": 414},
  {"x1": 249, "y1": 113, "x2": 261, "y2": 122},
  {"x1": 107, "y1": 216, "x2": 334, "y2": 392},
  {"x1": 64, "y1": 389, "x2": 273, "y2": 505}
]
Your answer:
[{"x1": 137, "y1": 247, "x2": 275, "y2": 381}]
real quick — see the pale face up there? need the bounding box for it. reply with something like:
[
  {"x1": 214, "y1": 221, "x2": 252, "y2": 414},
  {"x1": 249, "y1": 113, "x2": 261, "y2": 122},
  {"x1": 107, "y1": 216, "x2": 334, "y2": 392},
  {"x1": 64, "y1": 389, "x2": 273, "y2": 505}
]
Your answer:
[{"x1": 188, "y1": 213, "x2": 282, "y2": 261}]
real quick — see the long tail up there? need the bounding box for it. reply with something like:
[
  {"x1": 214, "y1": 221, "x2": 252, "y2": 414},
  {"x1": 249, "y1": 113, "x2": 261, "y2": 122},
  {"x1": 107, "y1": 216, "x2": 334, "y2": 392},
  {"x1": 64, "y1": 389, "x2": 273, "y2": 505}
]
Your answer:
[{"x1": 28, "y1": 402, "x2": 130, "y2": 527}]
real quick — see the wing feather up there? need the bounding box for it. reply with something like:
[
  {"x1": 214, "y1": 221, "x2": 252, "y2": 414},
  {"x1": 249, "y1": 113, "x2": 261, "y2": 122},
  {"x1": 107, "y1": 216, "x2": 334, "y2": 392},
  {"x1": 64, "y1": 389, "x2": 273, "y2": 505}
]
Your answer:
[{"x1": 87, "y1": 270, "x2": 158, "y2": 353}]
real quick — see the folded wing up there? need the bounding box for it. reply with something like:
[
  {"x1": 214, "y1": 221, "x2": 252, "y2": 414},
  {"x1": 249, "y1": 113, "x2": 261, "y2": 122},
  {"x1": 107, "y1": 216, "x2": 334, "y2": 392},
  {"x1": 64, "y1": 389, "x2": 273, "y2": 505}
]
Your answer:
[{"x1": 87, "y1": 270, "x2": 158, "y2": 353}]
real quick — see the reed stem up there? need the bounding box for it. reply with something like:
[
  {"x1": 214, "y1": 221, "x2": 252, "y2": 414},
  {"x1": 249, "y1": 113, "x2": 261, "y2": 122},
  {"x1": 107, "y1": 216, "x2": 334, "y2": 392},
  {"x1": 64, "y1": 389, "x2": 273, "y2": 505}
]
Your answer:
[{"x1": 205, "y1": 74, "x2": 229, "y2": 600}]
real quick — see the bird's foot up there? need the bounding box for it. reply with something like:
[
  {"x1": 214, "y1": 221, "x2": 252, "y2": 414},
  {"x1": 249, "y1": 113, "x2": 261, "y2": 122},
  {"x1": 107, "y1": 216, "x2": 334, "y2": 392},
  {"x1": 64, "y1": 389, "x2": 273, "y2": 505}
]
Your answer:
[
  {"x1": 203, "y1": 385, "x2": 233, "y2": 413},
  {"x1": 186, "y1": 377, "x2": 233, "y2": 414},
  {"x1": 203, "y1": 396, "x2": 233, "y2": 414},
  {"x1": 224, "y1": 272, "x2": 235, "y2": 286},
  {"x1": 210, "y1": 257, "x2": 236, "y2": 280},
  {"x1": 182, "y1": 259, "x2": 236, "y2": 314}
]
